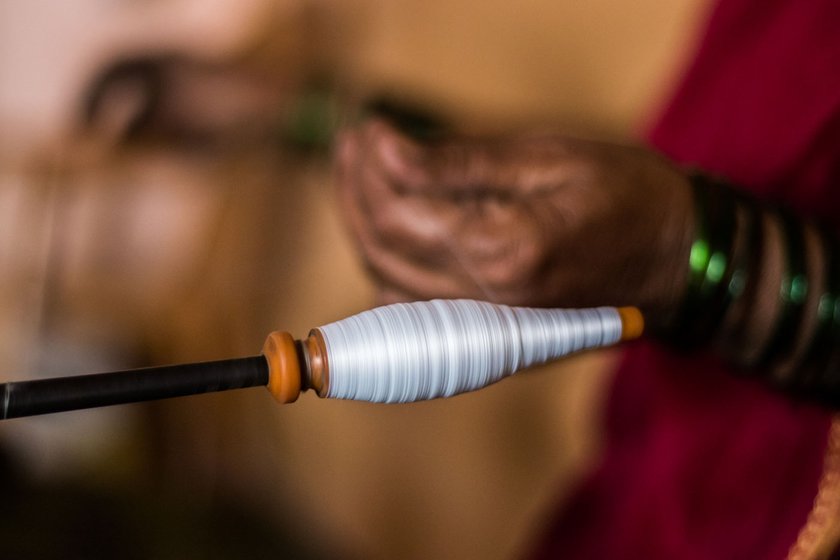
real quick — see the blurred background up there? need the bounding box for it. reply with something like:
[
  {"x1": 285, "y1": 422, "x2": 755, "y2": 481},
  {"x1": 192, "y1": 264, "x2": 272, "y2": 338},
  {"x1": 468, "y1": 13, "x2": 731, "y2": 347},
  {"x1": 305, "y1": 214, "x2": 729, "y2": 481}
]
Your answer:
[{"x1": 0, "y1": 1, "x2": 709, "y2": 558}]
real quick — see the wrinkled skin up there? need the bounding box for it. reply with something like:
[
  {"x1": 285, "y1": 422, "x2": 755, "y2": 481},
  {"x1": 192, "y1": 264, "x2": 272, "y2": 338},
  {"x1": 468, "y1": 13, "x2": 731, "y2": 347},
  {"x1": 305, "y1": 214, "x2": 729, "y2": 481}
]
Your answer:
[{"x1": 336, "y1": 120, "x2": 695, "y2": 330}]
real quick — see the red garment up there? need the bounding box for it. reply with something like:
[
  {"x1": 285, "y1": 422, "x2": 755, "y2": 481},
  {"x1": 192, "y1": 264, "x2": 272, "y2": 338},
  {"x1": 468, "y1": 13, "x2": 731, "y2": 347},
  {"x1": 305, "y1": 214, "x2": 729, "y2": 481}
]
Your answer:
[{"x1": 532, "y1": 0, "x2": 840, "y2": 558}]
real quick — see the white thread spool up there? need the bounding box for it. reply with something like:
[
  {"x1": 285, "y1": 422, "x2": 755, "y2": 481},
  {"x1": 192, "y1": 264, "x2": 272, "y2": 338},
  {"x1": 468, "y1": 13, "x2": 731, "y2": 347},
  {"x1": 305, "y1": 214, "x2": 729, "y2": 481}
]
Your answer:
[{"x1": 313, "y1": 299, "x2": 636, "y2": 403}]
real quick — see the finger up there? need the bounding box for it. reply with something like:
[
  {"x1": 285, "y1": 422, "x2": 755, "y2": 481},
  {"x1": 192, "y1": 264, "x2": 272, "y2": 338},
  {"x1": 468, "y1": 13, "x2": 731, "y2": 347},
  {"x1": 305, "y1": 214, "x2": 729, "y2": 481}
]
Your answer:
[
  {"x1": 336, "y1": 121, "x2": 418, "y2": 218},
  {"x1": 363, "y1": 119, "x2": 429, "y2": 192},
  {"x1": 368, "y1": 118, "x2": 593, "y2": 201},
  {"x1": 342, "y1": 180, "x2": 460, "y2": 278},
  {"x1": 335, "y1": 143, "x2": 486, "y2": 299},
  {"x1": 339, "y1": 141, "x2": 545, "y2": 298},
  {"x1": 383, "y1": 134, "x2": 560, "y2": 199},
  {"x1": 334, "y1": 127, "x2": 442, "y2": 287},
  {"x1": 336, "y1": 121, "x2": 550, "y2": 301},
  {"x1": 336, "y1": 124, "x2": 421, "y2": 252},
  {"x1": 334, "y1": 126, "x2": 369, "y2": 248},
  {"x1": 355, "y1": 204, "x2": 538, "y2": 303},
  {"x1": 356, "y1": 119, "x2": 503, "y2": 196},
  {"x1": 338, "y1": 123, "x2": 474, "y2": 263},
  {"x1": 343, "y1": 180, "x2": 550, "y2": 305}
]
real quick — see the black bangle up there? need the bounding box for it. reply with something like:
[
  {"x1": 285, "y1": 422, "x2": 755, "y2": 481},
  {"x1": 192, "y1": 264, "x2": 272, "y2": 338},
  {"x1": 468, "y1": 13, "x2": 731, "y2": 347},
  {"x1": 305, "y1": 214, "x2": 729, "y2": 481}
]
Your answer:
[
  {"x1": 808, "y1": 310, "x2": 840, "y2": 407},
  {"x1": 818, "y1": 320, "x2": 840, "y2": 404},
  {"x1": 730, "y1": 197, "x2": 764, "y2": 310},
  {"x1": 798, "y1": 227, "x2": 840, "y2": 398},
  {"x1": 713, "y1": 198, "x2": 765, "y2": 364},
  {"x1": 755, "y1": 210, "x2": 809, "y2": 371}
]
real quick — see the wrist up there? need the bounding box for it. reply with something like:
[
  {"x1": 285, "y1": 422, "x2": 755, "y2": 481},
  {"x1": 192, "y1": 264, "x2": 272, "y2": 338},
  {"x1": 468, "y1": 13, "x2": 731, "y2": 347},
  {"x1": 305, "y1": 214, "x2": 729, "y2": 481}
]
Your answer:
[
  {"x1": 655, "y1": 172, "x2": 840, "y2": 406},
  {"x1": 634, "y1": 171, "x2": 695, "y2": 332}
]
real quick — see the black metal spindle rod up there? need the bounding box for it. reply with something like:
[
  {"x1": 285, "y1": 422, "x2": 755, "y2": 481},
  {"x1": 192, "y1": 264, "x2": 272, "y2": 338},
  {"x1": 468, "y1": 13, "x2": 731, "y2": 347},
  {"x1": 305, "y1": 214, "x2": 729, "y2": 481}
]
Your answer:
[{"x1": 1, "y1": 355, "x2": 269, "y2": 420}]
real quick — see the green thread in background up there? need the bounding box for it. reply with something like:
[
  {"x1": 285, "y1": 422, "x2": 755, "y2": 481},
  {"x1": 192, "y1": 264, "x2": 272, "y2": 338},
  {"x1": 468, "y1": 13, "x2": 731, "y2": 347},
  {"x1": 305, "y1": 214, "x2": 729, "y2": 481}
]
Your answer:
[
  {"x1": 278, "y1": 89, "x2": 449, "y2": 153},
  {"x1": 280, "y1": 87, "x2": 341, "y2": 153}
]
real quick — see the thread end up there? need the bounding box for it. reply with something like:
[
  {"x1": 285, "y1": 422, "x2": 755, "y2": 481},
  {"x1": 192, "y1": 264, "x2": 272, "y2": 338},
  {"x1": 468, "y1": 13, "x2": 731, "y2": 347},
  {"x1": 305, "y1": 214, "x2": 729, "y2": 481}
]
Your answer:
[{"x1": 617, "y1": 307, "x2": 645, "y2": 341}]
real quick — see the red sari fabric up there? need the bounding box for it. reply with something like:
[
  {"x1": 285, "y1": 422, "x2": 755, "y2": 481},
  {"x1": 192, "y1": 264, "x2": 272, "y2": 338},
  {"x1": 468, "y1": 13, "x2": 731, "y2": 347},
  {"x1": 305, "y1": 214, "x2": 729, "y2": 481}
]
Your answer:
[{"x1": 532, "y1": 0, "x2": 840, "y2": 558}]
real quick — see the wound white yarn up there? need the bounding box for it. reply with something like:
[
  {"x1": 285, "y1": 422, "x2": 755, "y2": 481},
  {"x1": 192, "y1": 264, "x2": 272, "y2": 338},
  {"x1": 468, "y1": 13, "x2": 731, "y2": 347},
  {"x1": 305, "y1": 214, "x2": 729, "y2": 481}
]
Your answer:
[{"x1": 315, "y1": 299, "x2": 623, "y2": 403}]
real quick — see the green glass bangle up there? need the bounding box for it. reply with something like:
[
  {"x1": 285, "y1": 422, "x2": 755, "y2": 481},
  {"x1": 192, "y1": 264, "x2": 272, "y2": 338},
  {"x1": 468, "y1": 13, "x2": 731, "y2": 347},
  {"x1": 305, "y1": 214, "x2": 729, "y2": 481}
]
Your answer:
[
  {"x1": 704, "y1": 196, "x2": 763, "y2": 352},
  {"x1": 719, "y1": 198, "x2": 767, "y2": 377},
  {"x1": 687, "y1": 180, "x2": 739, "y2": 345},
  {"x1": 666, "y1": 173, "x2": 738, "y2": 347},
  {"x1": 686, "y1": 175, "x2": 714, "y2": 299},
  {"x1": 756, "y1": 210, "x2": 809, "y2": 371}
]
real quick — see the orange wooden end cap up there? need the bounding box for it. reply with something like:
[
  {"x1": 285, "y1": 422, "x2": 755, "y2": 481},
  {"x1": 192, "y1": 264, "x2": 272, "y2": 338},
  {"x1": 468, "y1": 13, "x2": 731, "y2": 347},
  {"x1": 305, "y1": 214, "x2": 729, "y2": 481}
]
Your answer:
[
  {"x1": 617, "y1": 307, "x2": 644, "y2": 341},
  {"x1": 262, "y1": 331, "x2": 302, "y2": 403}
]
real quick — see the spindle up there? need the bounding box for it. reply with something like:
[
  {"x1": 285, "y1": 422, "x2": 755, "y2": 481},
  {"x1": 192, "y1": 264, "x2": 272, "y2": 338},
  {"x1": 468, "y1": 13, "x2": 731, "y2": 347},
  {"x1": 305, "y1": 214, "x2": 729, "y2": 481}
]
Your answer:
[{"x1": 1, "y1": 300, "x2": 643, "y2": 419}]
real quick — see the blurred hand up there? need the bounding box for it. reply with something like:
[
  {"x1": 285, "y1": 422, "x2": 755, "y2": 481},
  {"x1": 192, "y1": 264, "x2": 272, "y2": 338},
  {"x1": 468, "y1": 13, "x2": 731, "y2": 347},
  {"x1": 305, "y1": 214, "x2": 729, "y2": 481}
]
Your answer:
[{"x1": 336, "y1": 120, "x2": 694, "y2": 328}]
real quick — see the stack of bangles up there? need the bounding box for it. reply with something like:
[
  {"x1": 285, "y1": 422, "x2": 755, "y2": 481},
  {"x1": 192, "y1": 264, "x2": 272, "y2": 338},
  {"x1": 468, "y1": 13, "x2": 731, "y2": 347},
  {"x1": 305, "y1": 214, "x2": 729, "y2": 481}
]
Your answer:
[{"x1": 666, "y1": 172, "x2": 840, "y2": 406}]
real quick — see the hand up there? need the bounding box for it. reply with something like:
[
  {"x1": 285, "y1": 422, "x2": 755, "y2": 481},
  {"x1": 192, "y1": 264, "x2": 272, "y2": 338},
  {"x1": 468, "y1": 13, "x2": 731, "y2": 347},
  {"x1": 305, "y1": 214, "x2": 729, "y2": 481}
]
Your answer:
[{"x1": 335, "y1": 120, "x2": 694, "y2": 329}]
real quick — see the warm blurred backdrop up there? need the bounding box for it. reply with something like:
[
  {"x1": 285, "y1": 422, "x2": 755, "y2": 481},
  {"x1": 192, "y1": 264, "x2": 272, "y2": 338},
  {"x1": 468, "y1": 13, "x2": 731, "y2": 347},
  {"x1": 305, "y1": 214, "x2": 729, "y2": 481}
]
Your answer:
[{"x1": 0, "y1": 1, "x2": 709, "y2": 558}]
